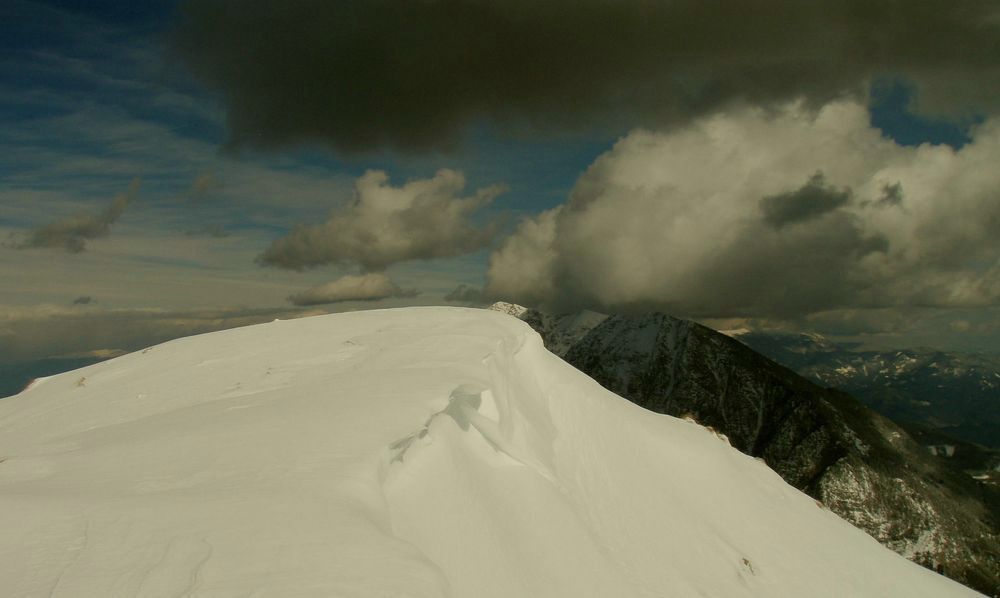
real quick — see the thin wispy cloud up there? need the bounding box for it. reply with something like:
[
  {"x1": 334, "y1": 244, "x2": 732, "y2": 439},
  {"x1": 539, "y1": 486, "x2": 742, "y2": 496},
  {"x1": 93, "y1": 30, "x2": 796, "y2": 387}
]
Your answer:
[
  {"x1": 287, "y1": 273, "x2": 418, "y2": 306},
  {"x1": 0, "y1": 303, "x2": 324, "y2": 364},
  {"x1": 15, "y1": 178, "x2": 140, "y2": 252},
  {"x1": 188, "y1": 172, "x2": 221, "y2": 201},
  {"x1": 0, "y1": 103, "x2": 357, "y2": 236}
]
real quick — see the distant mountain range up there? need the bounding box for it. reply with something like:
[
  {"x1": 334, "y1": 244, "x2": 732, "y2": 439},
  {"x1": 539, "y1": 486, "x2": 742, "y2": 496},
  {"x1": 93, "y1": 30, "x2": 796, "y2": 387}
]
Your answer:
[
  {"x1": 494, "y1": 303, "x2": 1000, "y2": 596},
  {"x1": 732, "y1": 331, "x2": 1000, "y2": 450}
]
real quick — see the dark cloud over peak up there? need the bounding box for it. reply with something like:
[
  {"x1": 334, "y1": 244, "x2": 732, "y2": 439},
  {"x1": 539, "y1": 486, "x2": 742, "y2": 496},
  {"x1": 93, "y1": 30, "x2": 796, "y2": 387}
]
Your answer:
[
  {"x1": 16, "y1": 179, "x2": 140, "y2": 253},
  {"x1": 760, "y1": 172, "x2": 852, "y2": 228},
  {"x1": 173, "y1": 0, "x2": 1000, "y2": 153},
  {"x1": 877, "y1": 182, "x2": 904, "y2": 207}
]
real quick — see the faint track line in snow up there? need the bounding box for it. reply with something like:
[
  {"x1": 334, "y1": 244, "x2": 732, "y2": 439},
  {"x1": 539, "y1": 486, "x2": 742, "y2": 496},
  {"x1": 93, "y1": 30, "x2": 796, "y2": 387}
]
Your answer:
[
  {"x1": 13, "y1": 515, "x2": 89, "y2": 598},
  {"x1": 134, "y1": 536, "x2": 212, "y2": 598},
  {"x1": 46, "y1": 520, "x2": 88, "y2": 598}
]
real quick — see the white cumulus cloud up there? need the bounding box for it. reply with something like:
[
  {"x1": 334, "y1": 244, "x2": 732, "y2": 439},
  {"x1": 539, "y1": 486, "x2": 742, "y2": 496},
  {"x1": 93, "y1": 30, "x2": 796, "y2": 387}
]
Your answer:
[
  {"x1": 486, "y1": 100, "x2": 1000, "y2": 323},
  {"x1": 259, "y1": 169, "x2": 506, "y2": 271}
]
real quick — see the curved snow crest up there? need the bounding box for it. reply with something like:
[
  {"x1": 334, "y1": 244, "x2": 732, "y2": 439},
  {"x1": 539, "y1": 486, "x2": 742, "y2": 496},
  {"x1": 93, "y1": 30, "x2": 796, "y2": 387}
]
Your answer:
[{"x1": 0, "y1": 308, "x2": 978, "y2": 597}]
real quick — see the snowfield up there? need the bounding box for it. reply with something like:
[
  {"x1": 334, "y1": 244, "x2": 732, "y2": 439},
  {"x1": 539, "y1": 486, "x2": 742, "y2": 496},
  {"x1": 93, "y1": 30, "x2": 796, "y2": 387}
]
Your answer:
[{"x1": 0, "y1": 308, "x2": 979, "y2": 597}]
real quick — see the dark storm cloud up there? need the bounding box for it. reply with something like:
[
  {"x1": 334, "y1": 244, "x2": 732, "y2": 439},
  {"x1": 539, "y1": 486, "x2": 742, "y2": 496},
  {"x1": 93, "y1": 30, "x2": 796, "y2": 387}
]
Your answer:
[
  {"x1": 16, "y1": 179, "x2": 140, "y2": 252},
  {"x1": 690, "y1": 213, "x2": 889, "y2": 318},
  {"x1": 173, "y1": 0, "x2": 1000, "y2": 152},
  {"x1": 760, "y1": 173, "x2": 852, "y2": 228}
]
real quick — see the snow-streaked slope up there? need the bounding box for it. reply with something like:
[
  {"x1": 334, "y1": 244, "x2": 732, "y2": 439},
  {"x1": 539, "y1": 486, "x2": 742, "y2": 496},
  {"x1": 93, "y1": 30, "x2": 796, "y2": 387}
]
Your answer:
[{"x1": 0, "y1": 308, "x2": 978, "y2": 597}]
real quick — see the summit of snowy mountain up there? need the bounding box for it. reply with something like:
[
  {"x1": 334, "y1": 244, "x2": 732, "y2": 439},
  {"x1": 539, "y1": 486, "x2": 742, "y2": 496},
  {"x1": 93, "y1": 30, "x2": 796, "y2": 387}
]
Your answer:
[{"x1": 0, "y1": 308, "x2": 976, "y2": 597}]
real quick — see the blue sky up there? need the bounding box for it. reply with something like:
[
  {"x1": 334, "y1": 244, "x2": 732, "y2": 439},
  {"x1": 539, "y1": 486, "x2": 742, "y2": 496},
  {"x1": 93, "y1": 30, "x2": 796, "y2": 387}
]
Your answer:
[
  {"x1": 3, "y1": 0, "x2": 999, "y2": 361},
  {"x1": 2, "y1": 1, "x2": 602, "y2": 300}
]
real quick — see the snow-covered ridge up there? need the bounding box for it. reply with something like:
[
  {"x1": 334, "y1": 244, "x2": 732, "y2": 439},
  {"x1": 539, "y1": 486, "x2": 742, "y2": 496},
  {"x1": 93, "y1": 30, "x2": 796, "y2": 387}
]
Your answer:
[{"x1": 0, "y1": 308, "x2": 976, "y2": 596}]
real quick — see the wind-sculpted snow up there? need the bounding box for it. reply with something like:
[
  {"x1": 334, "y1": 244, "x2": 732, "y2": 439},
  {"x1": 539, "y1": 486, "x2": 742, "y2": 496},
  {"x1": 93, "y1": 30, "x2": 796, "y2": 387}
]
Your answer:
[
  {"x1": 523, "y1": 309, "x2": 998, "y2": 594},
  {"x1": 0, "y1": 308, "x2": 978, "y2": 596}
]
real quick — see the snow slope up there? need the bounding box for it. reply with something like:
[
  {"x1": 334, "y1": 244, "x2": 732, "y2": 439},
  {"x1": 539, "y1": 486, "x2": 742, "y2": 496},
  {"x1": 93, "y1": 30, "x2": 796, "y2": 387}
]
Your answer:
[{"x1": 0, "y1": 308, "x2": 979, "y2": 597}]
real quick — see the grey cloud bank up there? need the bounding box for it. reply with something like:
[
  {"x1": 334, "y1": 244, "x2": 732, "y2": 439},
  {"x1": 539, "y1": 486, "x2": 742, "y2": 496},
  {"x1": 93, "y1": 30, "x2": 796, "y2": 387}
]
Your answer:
[{"x1": 173, "y1": 0, "x2": 1000, "y2": 153}]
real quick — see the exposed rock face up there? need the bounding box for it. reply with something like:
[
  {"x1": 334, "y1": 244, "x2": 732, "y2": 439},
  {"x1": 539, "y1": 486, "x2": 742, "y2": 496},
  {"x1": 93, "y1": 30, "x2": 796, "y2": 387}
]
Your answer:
[{"x1": 513, "y1": 307, "x2": 1000, "y2": 596}]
